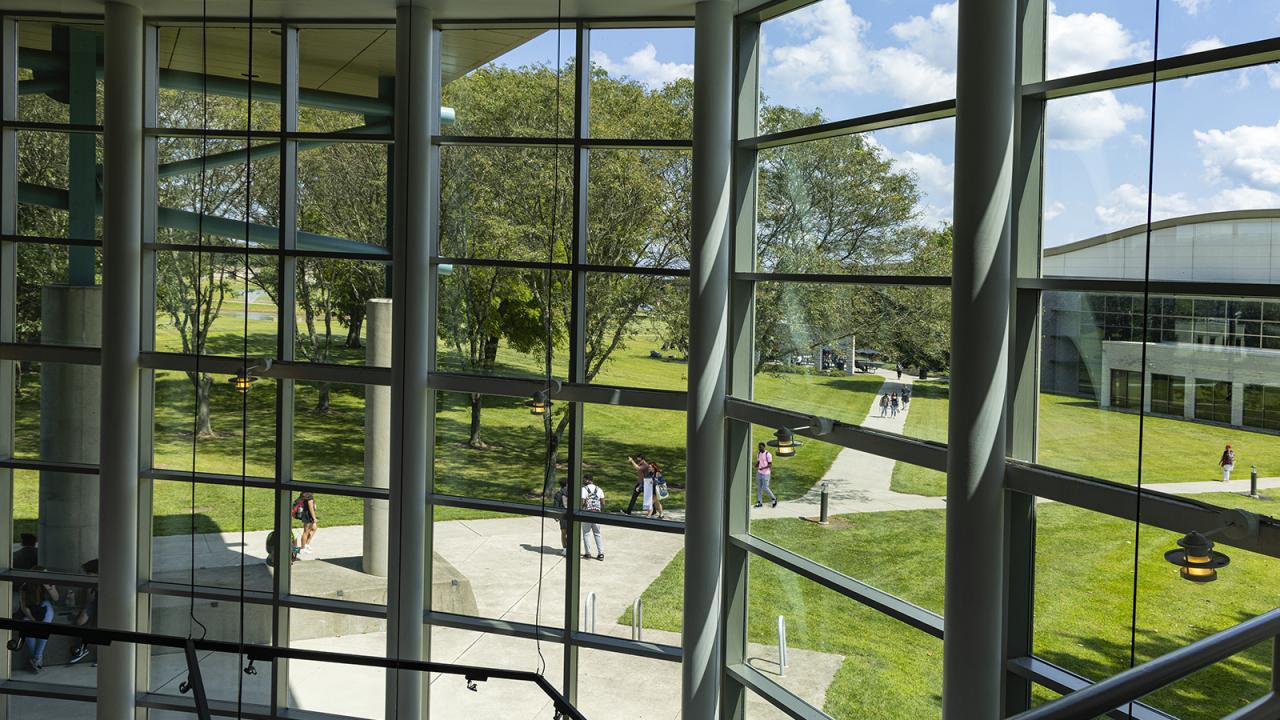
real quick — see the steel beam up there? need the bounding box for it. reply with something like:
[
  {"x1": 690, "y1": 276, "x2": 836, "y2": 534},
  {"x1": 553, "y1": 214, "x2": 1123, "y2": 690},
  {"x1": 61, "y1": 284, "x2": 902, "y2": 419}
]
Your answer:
[
  {"x1": 97, "y1": 4, "x2": 143, "y2": 719},
  {"x1": 944, "y1": 0, "x2": 1015, "y2": 715},
  {"x1": 683, "y1": 2, "x2": 732, "y2": 718}
]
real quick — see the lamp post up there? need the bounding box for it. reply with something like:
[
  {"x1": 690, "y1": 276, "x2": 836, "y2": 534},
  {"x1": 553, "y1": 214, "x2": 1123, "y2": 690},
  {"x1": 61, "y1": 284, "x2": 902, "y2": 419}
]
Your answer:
[{"x1": 1163, "y1": 508, "x2": 1260, "y2": 583}]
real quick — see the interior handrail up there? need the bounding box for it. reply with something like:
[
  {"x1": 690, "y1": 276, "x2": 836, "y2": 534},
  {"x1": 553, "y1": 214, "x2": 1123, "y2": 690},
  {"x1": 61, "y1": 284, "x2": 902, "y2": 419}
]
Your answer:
[{"x1": 1010, "y1": 607, "x2": 1280, "y2": 720}]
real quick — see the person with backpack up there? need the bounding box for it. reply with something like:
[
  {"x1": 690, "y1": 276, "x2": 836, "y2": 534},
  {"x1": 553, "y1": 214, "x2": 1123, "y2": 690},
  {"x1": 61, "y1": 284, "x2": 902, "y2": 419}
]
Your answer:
[
  {"x1": 293, "y1": 491, "x2": 319, "y2": 555},
  {"x1": 17, "y1": 567, "x2": 58, "y2": 674},
  {"x1": 553, "y1": 477, "x2": 572, "y2": 553},
  {"x1": 580, "y1": 474, "x2": 605, "y2": 561},
  {"x1": 879, "y1": 393, "x2": 890, "y2": 418},
  {"x1": 648, "y1": 462, "x2": 668, "y2": 520},
  {"x1": 755, "y1": 442, "x2": 777, "y2": 509}
]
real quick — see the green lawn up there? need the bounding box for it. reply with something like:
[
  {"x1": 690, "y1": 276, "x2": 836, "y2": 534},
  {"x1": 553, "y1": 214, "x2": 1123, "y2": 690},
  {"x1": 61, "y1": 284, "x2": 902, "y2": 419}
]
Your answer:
[
  {"x1": 891, "y1": 388, "x2": 1280, "y2": 496},
  {"x1": 631, "y1": 492, "x2": 1280, "y2": 719}
]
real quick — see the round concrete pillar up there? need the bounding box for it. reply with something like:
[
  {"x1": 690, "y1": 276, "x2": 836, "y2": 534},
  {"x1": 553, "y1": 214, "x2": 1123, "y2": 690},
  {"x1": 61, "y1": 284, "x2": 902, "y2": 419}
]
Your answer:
[
  {"x1": 362, "y1": 298, "x2": 392, "y2": 576},
  {"x1": 38, "y1": 284, "x2": 102, "y2": 573}
]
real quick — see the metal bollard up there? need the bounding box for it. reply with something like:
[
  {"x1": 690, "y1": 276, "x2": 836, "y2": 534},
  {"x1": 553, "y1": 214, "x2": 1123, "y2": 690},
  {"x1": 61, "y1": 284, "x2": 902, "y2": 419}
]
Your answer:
[
  {"x1": 632, "y1": 598, "x2": 644, "y2": 641},
  {"x1": 584, "y1": 592, "x2": 597, "y2": 634},
  {"x1": 819, "y1": 482, "x2": 830, "y2": 525},
  {"x1": 1251, "y1": 465, "x2": 1260, "y2": 499},
  {"x1": 777, "y1": 615, "x2": 788, "y2": 676}
]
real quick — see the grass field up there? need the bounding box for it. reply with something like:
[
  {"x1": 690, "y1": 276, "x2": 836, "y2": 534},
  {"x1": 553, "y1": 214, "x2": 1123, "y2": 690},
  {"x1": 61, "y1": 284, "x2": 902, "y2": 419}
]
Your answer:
[
  {"x1": 630, "y1": 492, "x2": 1280, "y2": 719},
  {"x1": 890, "y1": 385, "x2": 1280, "y2": 496}
]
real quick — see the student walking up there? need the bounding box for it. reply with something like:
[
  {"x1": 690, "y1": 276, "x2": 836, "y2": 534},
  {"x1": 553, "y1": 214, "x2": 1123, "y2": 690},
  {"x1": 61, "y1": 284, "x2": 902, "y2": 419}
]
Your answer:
[
  {"x1": 648, "y1": 462, "x2": 667, "y2": 520},
  {"x1": 879, "y1": 393, "x2": 890, "y2": 418},
  {"x1": 17, "y1": 569, "x2": 58, "y2": 674},
  {"x1": 625, "y1": 456, "x2": 648, "y2": 515},
  {"x1": 1220, "y1": 443, "x2": 1236, "y2": 482},
  {"x1": 69, "y1": 558, "x2": 98, "y2": 665},
  {"x1": 293, "y1": 491, "x2": 319, "y2": 554},
  {"x1": 755, "y1": 442, "x2": 777, "y2": 508},
  {"x1": 553, "y1": 478, "x2": 572, "y2": 553},
  {"x1": 581, "y1": 474, "x2": 605, "y2": 560},
  {"x1": 902, "y1": 386, "x2": 911, "y2": 406},
  {"x1": 890, "y1": 392, "x2": 900, "y2": 418},
  {"x1": 12, "y1": 533, "x2": 36, "y2": 570}
]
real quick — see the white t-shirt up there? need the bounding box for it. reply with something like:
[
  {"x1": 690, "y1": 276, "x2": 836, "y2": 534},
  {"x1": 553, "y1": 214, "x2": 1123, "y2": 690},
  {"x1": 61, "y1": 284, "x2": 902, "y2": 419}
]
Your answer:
[
  {"x1": 581, "y1": 484, "x2": 605, "y2": 501},
  {"x1": 757, "y1": 451, "x2": 772, "y2": 476}
]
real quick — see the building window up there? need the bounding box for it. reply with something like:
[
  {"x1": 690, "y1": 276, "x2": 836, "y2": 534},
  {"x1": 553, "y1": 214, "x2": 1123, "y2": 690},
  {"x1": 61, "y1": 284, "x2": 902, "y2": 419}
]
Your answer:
[
  {"x1": 1109, "y1": 369, "x2": 1141, "y2": 410},
  {"x1": 1243, "y1": 384, "x2": 1280, "y2": 432},
  {"x1": 1149, "y1": 373, "x2": 1184, "y2": 416},
  {"x1": 1194, "y1": 379, "x2": 1233, "y2": 424}
]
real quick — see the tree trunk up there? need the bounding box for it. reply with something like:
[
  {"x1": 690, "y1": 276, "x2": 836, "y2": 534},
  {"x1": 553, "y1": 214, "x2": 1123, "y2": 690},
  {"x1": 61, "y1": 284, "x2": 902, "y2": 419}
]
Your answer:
[
  {"x1": 195, "y1": 373, "x2": 214, "y2": 438},
  {"x1": 314, "y1": 382, "x2": 331, "y2": 414},
  {"x1": 467, "y1": 393, "x2": 486, "y2": 449},
  {"x1": 482, "y1": 334, "x2": 499, "y2": 372},
  {"x1": 345, "y1": 312, "x2": 364, "y2": 348}
]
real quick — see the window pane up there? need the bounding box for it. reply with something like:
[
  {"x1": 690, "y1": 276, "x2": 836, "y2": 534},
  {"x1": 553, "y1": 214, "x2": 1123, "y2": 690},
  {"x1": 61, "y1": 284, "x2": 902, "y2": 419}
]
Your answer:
[
  {"x1": 1040, "y1": 84, "x2": 1153, "y2": 274},
  {"x1": 156, "y1": 25, "x2": 282, "y2": 132},
  {"x1": 1157, "y1": 0, "x2": 1278, "y2": 59},
  {"x1": 432, "y1": 510, "x2": 563, "y2": 627},
  {"x1": 752, "y1": 282, "x2": 949, "y2": 439},
  {"x1": 18, "y1": 130, "x2": 103, "y2": 241},
  {"x1": 588, "y1": 28, "x2": 693, "y2": 141},
  {"x1": 435, "y1": 268, "x2": 569, "y2": 381},
  {"x1": 288, "y1": 490, "x2": 389, "y2": 605},
  {"x1": 581, "y1": 404, "x2": 685, "y2": 522},
  {"x1": 292, "y1": 382, "x2": 376, "y2": 485},
  {"x1": 12, "y1": 362, "x2": 99, "y2": 464},
  {"x1": 156, "y1": 136, "x2": 282, "y2": 248},
  {"x1": 148, "y1": 597, "x2": 274, "y2": 704},
  {"x1": 297, "y1": 27, "x2": 395, "y2": 134},
  {"x1": 757, "y1": 0, "x2": 957, "y2": 133},
  {"x1": 746, "y1": 557, "x2": 941, "y2": 718},
  {"x1": 296, "y1": 142, "x2": 389, "y2": 250},
  {"x1": 294, "y1": 258, "x2": 389, "y2": 365},
  {"x1": 151, "y1": 370, "x2": 276, "y2": 478},
  {"x1": 440, "y1": 27, "x2": 574, "y2": 138},
  {"x1": 584, "y1": 274, "x2": 688, "y2": 391},
  {"x1": 287, "y1": 609, "x2": 386, "y2": 719},
  {"x1": 150, "y1": 480, "x2": 274, "y2": 591},
  {"x1": 430, "y1": 630, "x2": 562, "y2": 714},
  {"x1": 580, "y1": 526, "x2": 683, "y2": 641},
  {"x1": 754, "y1": 124, "x2": 954, "y2": 275},
  {"x1": 14, "y1": 244, "x2": 103, "y2": 344},
  {"x1": 576, "y1": 648, "x2": 680, "y2": 719},
  {"x1": 586, "y1": 148, "x2": 690, "y2": 269},
  {"x1": 153, "y1": 250, "x2": 278, "y2": 359},
  {"x1": 438, "y1": 145, "x2": 571, "y2": 261},
  {"x1": 18, "y1": 21, "x2": 104, "y2": 125},
  {"x1": 13, "y1": 469, "x2": 99, "y2": 575},
  {"x1": 433, "y1": 391, "x2": 553, "y2": 504}
]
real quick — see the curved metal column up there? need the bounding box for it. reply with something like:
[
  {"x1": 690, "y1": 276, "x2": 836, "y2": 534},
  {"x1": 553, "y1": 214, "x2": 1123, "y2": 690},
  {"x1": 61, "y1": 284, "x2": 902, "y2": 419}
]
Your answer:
[
  {"x1": 98, "y1": 3, "x2": 143, "y2": 719},
  {"x1": 944, "y1": 0, "x2": 1016, "y2": 716},
  {"x1": 683, "y1": 1, "x2": 733, "y2": 718}
]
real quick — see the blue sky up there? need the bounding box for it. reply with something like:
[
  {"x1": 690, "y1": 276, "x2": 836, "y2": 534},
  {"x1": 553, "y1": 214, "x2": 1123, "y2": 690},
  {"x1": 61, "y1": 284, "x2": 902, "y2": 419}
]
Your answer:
[{"x1": 472, "y1": 2, "x2": 1280, "y2": 247}]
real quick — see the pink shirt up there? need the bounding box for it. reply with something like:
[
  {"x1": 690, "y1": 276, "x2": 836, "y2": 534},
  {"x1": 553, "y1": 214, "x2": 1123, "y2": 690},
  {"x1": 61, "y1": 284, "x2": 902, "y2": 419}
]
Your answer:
[{"x1": 757, "y1": 451, "x2": 772, "y2": 475}]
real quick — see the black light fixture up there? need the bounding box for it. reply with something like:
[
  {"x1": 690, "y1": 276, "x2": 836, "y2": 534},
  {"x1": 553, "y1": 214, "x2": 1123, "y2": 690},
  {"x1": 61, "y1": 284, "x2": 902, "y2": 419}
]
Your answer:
[
  {"x1": 1163, "y1": 509, "x2": 1259, "y2": 583},
  {"x1": 1164, "y1": 531, "x2": 1230, "y2": 583},
  {"x1": 527, "y1": 390, "x2": 551, "y2": 416},
  {"x1": 228, "y1": 358, "x2": 272, "y2": 394},
  {"x1": 767, "y1": 427, "x2": 801, "y2": 457}
]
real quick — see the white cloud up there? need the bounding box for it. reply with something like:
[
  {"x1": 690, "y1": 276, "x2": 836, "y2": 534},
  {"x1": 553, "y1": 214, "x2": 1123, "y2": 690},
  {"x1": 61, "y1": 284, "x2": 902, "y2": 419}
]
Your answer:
[
  {"x1": 1174, "y1": 0, "x2": 1210, "y2": 15},
  {"x1": 1184, "y1": 36, "x2": 1225, "y2": 54},
  {"x1": 590, "y1": 44, "x2": 692, "y2": 89},
  {"x1": 765, "y1": 0, "x2": 956, "y2": 110},
  {"x1": 1095, "y1": 183, "x2": 1280, "y2": 227},
  {"x1": 1195, "y1": 120, "x2": 1280, "y2": 188},
  {"x1": 888, "y1": 148, "x2": 954, "y2": 226},
  {"x1": 1044, "y1": 201, "x2": 1066, "y2": 221},
  {"x1": 1047, "y1": 91, "x2": 1145, "y2": 151},
  {"x1": 1046, "y1": 7, "x2": 1149, "y2": 78}
]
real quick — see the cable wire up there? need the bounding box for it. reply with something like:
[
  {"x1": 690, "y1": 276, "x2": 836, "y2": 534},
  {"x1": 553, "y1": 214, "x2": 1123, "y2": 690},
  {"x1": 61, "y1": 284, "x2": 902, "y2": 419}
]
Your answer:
[
  {"x1": 1126, "y1": 0, "x2": 1162, "y2": 714},
  {"x1": 236, "y1": 4, "x2": 256, "y2": 715}
]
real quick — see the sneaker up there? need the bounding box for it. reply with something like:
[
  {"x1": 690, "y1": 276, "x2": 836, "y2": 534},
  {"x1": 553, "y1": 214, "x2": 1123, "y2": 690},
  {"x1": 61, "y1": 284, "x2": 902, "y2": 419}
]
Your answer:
[
  {"x1": 27, "y1": 658, "x2": 40, "y2": 674},
  {"x1": 5, "y1": 637, "x2": 20, "y2": 652},
  {"x1": 753, "y1": 502, "x2": 763, "y2": 508},
  {"x1": 302, "y1": 546, "x2": 314, "y2": 554},
  {"x1": 69, "y1": 646, "x2": 90, "y2": 664},
  {"x1": 583, "y1": 553, "x2": 593, "y2": 559},
  {"x1": 596, "y1": 554, "x2": 604, "y2": 561},
  {"x1": 771, "y1": 499, "x2": 777, "y2": 508}
]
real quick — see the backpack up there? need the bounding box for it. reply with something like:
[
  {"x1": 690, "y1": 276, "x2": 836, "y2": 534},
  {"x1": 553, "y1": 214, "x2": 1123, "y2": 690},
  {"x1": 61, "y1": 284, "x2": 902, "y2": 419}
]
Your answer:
[
  {"x1": 291, "y1": 495, "x2": 307, "y2": 520},
  {"x1": 583, "y1": 485, "x2": 603, "y2": 512}
]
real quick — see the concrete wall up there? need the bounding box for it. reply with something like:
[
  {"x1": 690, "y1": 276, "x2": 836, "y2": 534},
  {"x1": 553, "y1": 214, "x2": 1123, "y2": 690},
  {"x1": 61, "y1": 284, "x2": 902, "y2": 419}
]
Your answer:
[
  {"x1": 363, "y1": 299, "x2": 392, "y2": 577},
  {"x1": 38, "y1": 285, "x2": 102, "y2": 574}
]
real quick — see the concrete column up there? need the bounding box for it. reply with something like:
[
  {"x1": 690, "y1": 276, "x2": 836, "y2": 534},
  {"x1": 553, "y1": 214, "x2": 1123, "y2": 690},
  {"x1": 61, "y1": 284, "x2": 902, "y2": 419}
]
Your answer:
[
  {"x1": 682, "y1": 2, "x2": 732, "y2": 718},
  {"x1": 1143, "y1": 369, "x2": 1153, "y2": 414},
  {"x1": 943, "y1": 0, "x2": 1014, "y2": 715},
  {"x1": 38, "y1": 285, "x2": 101, "y2": 573},
  {"x1": 1231, "y1": 380, "x2": 1245, "y2": 426},
  {"x1": 386, "y1": 4, "x2": 435, "y2": 719},
  {"x1": 1183, "y1": 375, "x2": 1196, "y2": 420},
  {"x1": 1100, "y1": 351, "x2": 1112, "y2": 407},
  {"x1": 363, "y1": 298, "x2": 392, "y2": 576},
  {"x1": 98, "y1": 5, "x2": 143, "y2": 719}
]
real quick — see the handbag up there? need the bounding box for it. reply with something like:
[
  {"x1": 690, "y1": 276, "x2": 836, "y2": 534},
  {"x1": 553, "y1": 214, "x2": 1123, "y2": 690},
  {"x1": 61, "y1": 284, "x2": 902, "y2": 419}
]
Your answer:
[{"x1": 654, "y1": 474, "x2": 669, "y2": 499}]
